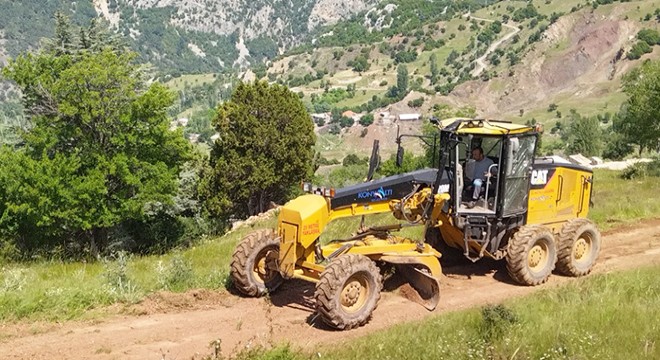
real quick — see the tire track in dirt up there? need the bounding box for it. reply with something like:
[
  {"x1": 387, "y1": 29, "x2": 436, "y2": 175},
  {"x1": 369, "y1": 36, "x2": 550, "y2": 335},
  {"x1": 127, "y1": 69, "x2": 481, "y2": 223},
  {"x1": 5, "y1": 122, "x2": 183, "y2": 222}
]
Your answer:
[{"x1": 1, "y1": 220, "x2": 659, "y2": 360}]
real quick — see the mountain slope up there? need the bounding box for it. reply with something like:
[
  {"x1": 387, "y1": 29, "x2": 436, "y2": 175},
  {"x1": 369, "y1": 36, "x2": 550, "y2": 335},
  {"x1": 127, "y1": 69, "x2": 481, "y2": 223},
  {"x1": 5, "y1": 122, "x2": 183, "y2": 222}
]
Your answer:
[
  {"x1": 0, "y1": 0, "x2": 376, "y2": 73},
  {"x1": 250, "y1": 0, "x2": 659, "y2": 161}
]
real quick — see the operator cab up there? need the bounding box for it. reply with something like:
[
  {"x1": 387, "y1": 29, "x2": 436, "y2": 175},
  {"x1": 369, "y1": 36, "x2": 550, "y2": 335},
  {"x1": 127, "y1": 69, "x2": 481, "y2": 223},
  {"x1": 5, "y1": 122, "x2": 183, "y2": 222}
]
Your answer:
[
  {"x1": 429, "y1": 118, "x2": 539, "y2": 260},
  {"x1": 454, "y1": 135, "x2": 503, "y2": 214}
]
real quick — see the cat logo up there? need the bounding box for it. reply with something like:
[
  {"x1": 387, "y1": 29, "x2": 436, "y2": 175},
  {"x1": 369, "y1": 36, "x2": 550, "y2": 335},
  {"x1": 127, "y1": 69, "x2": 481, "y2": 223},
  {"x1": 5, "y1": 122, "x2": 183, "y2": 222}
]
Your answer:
[{"x1": 531, "y1": 169, "x2": 549, "y2": 185}]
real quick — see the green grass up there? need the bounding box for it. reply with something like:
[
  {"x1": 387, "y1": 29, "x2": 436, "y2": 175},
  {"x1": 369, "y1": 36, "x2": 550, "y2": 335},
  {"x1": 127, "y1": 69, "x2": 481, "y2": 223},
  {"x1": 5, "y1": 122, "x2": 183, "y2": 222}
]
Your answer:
[
  {"x1": 315, "y1": 133, "x2": 348, "y2": 161},
  {"x1": 0, "y1": 217, "x2": 276, "y2": 322},
  {"x1": 245, "y1": 265, "x2": 659, "y2": 360},
  {"x1": 335, "y1": 90, "x2": 381, "y2": 108},
  {"x1": 164, "y1": 73, "x2": 217, "y2": 92},
  {"x1": 590, "y1": 169, "x2": 660, "y2": 230},
  {"x1": 0, "y1": 169, "x2": 658, "y2": 322}
]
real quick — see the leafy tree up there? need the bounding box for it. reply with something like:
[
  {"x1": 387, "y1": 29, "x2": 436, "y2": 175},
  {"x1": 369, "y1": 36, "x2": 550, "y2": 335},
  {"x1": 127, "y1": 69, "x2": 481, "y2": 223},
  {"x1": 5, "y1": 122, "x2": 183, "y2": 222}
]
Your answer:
[
  {"x1": 393, "y1": 50, "x2": 418, "y2": 63},
  {"x1": 603, "y1": 132, "x2": 633, "y2": 160},
  {"x1": 636, "y1": 29, "x2": 660, "y2": 49},
  {"x1": 446, "y1": 50, "x2": 460, "y2": 65},
  {"x1": 199, "y1": 81, "x2": 315, "y2": 220},
  {"x1": 620, "y1": 60, "x2": 660, "y2": 154},
  {"x1": 563, "y1": 110, "x2": 603, "y2": 156},
  {"x1": 339, "y1": 116, "x2": 354, "y2": 128},
  {"x1": 512, "y1": 3, "x2": 539, "y2": 22},
  {"x1": 490, "y1": 21, "x2": 502, "y2": 34},
  {"x1": 349, "y1": 55, "x2": 370, "y2": 72},
  {"x1": 1, "y1": 47, "x2": 190, "y2": 257},
  {"x1": 359, "y1": 113, "x2": 375, "y2": 126}
]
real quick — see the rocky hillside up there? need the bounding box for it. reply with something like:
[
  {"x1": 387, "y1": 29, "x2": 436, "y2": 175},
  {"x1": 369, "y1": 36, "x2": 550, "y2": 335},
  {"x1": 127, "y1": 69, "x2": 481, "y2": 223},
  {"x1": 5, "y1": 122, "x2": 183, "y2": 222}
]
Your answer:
[
  {"x1": 0, "y1": 0, "x2": 376, "y2": 73},
  {"x1": 239, "y1": 0, "x2": 659, "y2": 162}
]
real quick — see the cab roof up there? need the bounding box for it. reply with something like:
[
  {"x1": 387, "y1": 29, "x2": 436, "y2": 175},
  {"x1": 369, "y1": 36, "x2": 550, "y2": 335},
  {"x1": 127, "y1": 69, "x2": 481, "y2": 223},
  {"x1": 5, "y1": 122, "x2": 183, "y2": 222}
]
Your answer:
[{"x1": 438, "y1": 118, "x2": 537, "y2": 135}]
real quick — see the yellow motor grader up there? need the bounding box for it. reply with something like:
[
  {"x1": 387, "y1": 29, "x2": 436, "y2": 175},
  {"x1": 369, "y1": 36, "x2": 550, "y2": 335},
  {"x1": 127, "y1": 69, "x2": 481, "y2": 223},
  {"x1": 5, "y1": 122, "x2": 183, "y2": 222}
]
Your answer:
[{"x1": 230, "y1": 118, "x2": 601, "y2": 330}]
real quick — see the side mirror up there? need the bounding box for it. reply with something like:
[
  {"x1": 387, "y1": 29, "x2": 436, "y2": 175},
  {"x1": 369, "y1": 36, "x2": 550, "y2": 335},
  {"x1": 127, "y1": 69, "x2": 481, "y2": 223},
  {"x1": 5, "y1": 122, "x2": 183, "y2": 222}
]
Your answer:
[
  {"x1": 396, "y1": 145, "x2": 405, "y2": 167},
  {"x1": 366, "y1": 140, "x2": 380, "y2": 181}
]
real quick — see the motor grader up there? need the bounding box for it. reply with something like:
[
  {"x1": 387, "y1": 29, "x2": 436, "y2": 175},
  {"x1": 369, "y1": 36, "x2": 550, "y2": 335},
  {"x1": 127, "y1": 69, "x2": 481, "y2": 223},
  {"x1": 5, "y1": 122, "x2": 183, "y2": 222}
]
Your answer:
[{"x1": 230, "y1": 118, "x2": 601, "y2": 330}]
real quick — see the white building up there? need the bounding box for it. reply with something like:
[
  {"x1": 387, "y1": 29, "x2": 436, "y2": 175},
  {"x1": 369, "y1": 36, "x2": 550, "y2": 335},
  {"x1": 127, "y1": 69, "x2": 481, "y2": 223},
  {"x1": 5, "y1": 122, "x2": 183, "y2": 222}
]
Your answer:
[{"x1": 398, "y1": 113, "x2": 421, "y2": 121}]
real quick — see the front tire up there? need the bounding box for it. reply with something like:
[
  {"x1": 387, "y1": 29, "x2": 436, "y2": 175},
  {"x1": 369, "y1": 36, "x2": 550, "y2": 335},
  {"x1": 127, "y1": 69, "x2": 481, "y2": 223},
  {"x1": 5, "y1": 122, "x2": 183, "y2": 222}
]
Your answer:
[
  {"x1": 556, "y1": 219, "x2": 601, "y2": 277},
  {"x1": 230, "y1": 229, "x2": 283, "y2": 297},
  {"x1": 506, "y1": 226, "x2": 557, "y2": 286},
  {"x1": 315, "y1": 254, "x2": 382, "y2": 330}
]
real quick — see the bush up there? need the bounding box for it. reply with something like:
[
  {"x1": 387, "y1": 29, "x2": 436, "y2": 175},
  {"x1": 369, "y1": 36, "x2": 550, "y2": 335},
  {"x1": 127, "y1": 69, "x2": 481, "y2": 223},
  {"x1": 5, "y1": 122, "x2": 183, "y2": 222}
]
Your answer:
[
  {"x1": 637, "y1": 29, "x2": 660, "y2": 46},
  {"x1": 621, "y1": 162, "x2": 648, "y2": 180},
  {"x1": 479, "y1": 305, "x2": 518, "y2": 341},
  {"x1": 627, "y1": 41, "x2": 653, "y2": 60},
  {"x1": 316, "y1": 156, "x2": 340, "y2": 166},
  {"x1": 156, "y1": 253, "x2": 194, "y2": 291},
  {"x1": 621, "y1": 158, "x2": 660, "y2": 179},
  {"x1": 393, "y1": 50, "x2": 418, "y2": 63},
  {"x1": 342, "y1": 154, "x2": 368, "y2": 167},
  {"x1": 407, "y1": 97, "x2": 425, "y2": 108},
  {"x1": 329, "y1": 124, "x2": 341, "y2": 135}
]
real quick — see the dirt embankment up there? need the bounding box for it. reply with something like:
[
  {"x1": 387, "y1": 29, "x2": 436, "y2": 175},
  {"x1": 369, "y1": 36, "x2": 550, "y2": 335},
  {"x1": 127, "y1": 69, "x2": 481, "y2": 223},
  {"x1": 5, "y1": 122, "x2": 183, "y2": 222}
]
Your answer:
[
  {"x1": 451, "y1": 11, "x2": 642, "y2": 117},
  {"x1": 0, "y1": 219, "x2": 659, "y2": 360}
]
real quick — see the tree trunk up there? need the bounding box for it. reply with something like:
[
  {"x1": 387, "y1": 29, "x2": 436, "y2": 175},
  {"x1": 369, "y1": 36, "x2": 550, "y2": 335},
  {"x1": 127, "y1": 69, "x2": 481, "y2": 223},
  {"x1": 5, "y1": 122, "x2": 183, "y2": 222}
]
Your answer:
[
  {"x1": 89, "y1": 227, "x2": 109, "y2": 259},
  {"x1": 88, "y1": 229, "x2": 99, "y2": 259},
  {"x1": 259, "y1": 190, "x2": 267, "y2": 214},
  {"x1": 248, "y1": 195, "x2": 258, "y2": 216}
]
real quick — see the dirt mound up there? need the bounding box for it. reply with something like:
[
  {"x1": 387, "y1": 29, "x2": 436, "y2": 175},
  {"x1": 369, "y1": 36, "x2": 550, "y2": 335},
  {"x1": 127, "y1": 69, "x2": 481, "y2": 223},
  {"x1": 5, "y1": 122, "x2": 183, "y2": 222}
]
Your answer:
[
  {"x1": 123, "y1": 289, "x2": 236, "y2": 316},
  {"x1": 451, "y1": 11, "x2": 640, "y2": 117}
]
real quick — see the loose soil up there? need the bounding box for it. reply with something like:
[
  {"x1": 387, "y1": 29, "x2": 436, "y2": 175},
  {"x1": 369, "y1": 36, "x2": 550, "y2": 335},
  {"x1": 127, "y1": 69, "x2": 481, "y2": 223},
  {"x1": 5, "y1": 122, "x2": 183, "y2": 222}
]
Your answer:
[{"x1": 1, "y1": 219, "x2": 659, "y2": 360}]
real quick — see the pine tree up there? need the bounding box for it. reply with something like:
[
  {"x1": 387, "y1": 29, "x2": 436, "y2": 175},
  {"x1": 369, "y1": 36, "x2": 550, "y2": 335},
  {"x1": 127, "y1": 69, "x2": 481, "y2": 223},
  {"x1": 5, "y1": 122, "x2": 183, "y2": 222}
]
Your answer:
[
  {"x1": 397, "y1": 64, "x2": 409, "y2": 98},
  {"x1": 430, "y1": 53, "x2": 439, "y2": 85},
  {"x1": 199, "y1": 81, "x2": 316, "y2": 221}
]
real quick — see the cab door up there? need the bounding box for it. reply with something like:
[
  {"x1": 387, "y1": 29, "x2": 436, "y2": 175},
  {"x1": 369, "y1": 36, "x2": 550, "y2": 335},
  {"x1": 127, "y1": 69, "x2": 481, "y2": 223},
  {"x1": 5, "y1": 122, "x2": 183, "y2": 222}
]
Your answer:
[{"x1": 501, "y1": 135, "x2": 537, "y2": 216}]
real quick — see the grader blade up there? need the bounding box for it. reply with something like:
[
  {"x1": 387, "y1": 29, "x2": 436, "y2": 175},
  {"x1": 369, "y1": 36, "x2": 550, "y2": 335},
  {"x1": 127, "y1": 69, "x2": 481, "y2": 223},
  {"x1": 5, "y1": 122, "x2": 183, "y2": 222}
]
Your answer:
[
  {"x1": 380, "y1": 253, "x2": 442, "y2": 311},
  {"x1": 396, "y1": 265, "x2": 441, "y2": 310}
]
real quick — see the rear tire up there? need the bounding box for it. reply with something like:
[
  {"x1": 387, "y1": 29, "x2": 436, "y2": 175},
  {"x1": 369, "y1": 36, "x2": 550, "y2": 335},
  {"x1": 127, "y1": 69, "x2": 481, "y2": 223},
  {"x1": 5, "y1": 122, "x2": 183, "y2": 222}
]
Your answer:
[
  {"x1": 506, "y1": 226, "x2": 557, "y2": 286},
  {"x1": 556, "y1": 219, "x2": 601, "y2": 277},
  {"x1": 230, "y1": 229, "x2": 283, "y2": 297},
  {"x1": 315, "y1": 254, "x2": 382, "y2": 330}
]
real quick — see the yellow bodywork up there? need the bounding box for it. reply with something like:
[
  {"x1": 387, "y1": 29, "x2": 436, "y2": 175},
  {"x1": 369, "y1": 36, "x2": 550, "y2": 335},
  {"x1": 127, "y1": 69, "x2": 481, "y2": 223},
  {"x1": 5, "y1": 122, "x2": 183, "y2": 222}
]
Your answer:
[
  {"x1": 439, "y1": 118, "x2": 536, "y2": 135},
  {"x1": 277, "y1": 192, "x2": 448, "y2": 283},
  {"x1": 526, "y1": 166, "x2": 593, "y2": 233},
  {"x1": 274, "y1": 118, "x2": 594, "y2": 310}
]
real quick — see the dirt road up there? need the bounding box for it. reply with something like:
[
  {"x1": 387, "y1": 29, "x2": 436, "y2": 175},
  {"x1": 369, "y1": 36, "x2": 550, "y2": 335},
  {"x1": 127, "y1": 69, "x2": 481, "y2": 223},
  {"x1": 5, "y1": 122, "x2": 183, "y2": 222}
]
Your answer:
[
  {"x1": 1, "y1": 220, "x2": 659, "y2": 359},
  {"x1": 462, "y1": 14, "x2": 521, "y2": 77}
]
